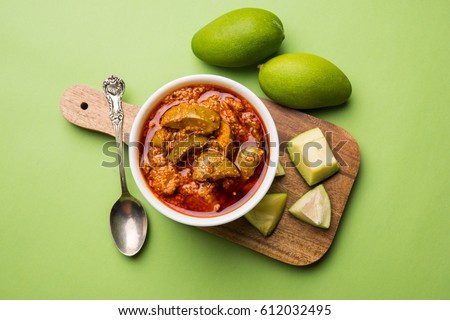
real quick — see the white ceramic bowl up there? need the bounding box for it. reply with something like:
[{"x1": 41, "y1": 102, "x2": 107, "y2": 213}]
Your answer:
[{"x1": 129, "y1": 74, "x2": 279, "y2": 227}]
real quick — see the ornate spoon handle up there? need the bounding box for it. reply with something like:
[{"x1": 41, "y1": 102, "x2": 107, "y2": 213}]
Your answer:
[{"x1": 103, "y1": 75, "x2": 128, "y2": 194}]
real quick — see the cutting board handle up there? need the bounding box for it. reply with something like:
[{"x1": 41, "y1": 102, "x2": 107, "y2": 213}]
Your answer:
[{"x1": 60, "y1": 85, "x2": 139, "y2": 144}]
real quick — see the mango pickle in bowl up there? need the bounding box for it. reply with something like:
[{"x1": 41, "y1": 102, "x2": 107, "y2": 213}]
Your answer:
[{"x1": 129, "y1": 75, "x2": 279, "y2": 227}]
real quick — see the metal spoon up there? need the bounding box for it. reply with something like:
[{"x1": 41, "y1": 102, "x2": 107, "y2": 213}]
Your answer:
[{"x1": 103, "y1": 75, "x2": 148, "y2": 256}]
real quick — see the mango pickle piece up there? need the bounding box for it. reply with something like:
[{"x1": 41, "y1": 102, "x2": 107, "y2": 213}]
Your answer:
[
  {"x1": 151, "y1": 128, "x2": 171, "y2": 148},
  {"x1": 216, "y1": 120, "x2": 235, "y2": 156},
  {"x1": 168, "y1": 135, "x2": 208, "y2": 164},
  {"x1": 160, "y1": 102, "x2": 221, "y2": 135},
  {"x1": 244, "y1": 193, "x2": 287, "y2": 236},
  {"x1": 237, "y1": 146, "x2": 264, "y2": 180},
  {"x1": 193, "y1": 151, "x2": 240, "y2": 181}
]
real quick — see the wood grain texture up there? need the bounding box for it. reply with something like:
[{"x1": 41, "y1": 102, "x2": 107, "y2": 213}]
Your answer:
[
  {"x1": 60, "y1": 85, "x2": 139, "y2": 144},
  {"x1": 60, "y1": 85, "x2": 360, "y2": 266}
]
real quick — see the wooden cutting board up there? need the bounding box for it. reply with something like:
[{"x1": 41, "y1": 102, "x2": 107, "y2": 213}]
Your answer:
[{"x1": 60, "y1": 85, "x2": 360, "y2": 266}]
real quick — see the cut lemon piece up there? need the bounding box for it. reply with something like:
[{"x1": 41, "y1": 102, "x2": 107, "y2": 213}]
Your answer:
[
  {"x1": 288, "y1": 184, "x2": 331, "y2": 229},
  {"x1": 287, "y1": 127, "x2": 339, "y2": 186},
  {"x1": 245, "y1": 193, "x2": 287, "y2": 236}
]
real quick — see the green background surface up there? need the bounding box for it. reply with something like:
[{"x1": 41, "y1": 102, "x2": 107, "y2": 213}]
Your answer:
[{"x1": 1, "y1": 0, "x2": 449, "y2": 299}]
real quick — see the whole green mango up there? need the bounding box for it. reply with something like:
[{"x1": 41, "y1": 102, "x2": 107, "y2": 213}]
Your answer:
[
  {"x1": 191, "y1": 8, "x2": 284, "y2": 67},
  {"x1": 258, "y1": 53, "x2": 352, "y2": 109}
]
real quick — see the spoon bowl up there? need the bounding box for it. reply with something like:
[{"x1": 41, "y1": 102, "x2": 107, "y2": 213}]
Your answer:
[{"x1": 110, "y1": 194, "x2": 147, "y2": 256}]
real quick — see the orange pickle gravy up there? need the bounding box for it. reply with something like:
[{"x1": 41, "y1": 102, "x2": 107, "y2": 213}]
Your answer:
[{"x1": 139, "y1": 84, "x2": 269, "y2": 217}]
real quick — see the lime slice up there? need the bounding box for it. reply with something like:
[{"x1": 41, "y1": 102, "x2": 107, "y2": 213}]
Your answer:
[
  {"x1": 287, "y1": 127, "x2": 339, "y2": 186},
  {"x1": 288, "y1": 184, "x2": 331, "y2": 229},
  {"x1": 245, "y1": 193, "x2": 287, "y2": 236},
  {"x1": 275, "y1": 161, "x2": 286, "y2": 176}
]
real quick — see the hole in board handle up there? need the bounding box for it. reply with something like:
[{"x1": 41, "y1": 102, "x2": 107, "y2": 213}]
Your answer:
[{"x1": 80, "y1": 102, "x2": 88, "y2": 110}]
